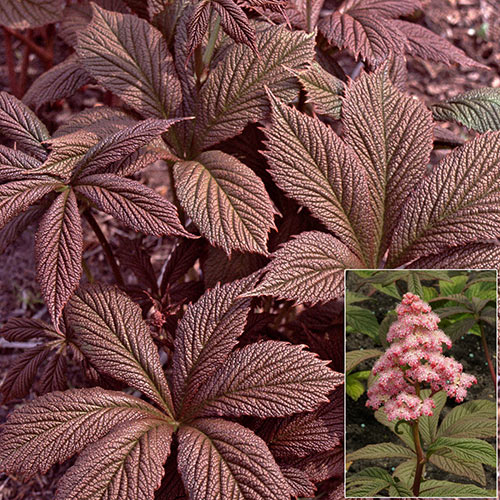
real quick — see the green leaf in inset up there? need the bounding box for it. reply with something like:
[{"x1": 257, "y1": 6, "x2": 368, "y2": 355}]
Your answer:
[
  {"x1": 438, "y1": 399, "x2": 496, "y2": 437},
  {"x1": 438, "y1": 417, "x2": 496, "y2": 439},
  {"x1": 345, "y1": 349, "x2": 383, "y2": 373},
  {"x1": 429, "y1": 452, "x2": 486, "y2": 485},
  {"x1": 177, "y1": 418, "x2": 290, "y2": 500},
  {"x1": 389, "y1": 131, "x2": 500, "y2": 265},
  {"x1": 418, "y1": 479, "x2": 496, "y2": 497},
  {"x1": 346, "y1": 371, "x2": 370, "y2": 401},
  {"x1": 246, "y1": 231, "x2": 364, "y2": 303},
  {"x1": 417, "y1": 390, "x2": 447, "y2": 446},
  {"x1": 0, "y1": 388, "x2": 165, "y2": 478},
  {"x1": 347, "y1": 306, "x2": 380, "y2": 341},
  {"x1": 174, "y1": 150, "x2": 274, "y2": 255},
  {"x1": 0, "y1": 0, "x2": 63, "y2": 28},
  {"x1": 35, "y1": 189, "x2": 83, "y2": 326},
  {"x1": 77, "y1": 4, "x2": 182, "y2": 118},
  {"x1": 347, "y1": 442, "x2": 415, "y2": 462},
  {"x1": 55, "y1": 419, "x2": 173, "y2": 500},
  {"x1": 428, "y1": 437, "x2": 497, "y2": 468},
  {"x1": 346, "y1": 467, "x2": 392, "y2": 497},
  {"x1": 66, "y1": 284, "x2": 174, "y2": 415},
  {"x1": 194, "y1": 24, "x2": 315, "y2": 150}
]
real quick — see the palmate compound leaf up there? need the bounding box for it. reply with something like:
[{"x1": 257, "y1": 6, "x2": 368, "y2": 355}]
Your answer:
[
  {"x1": 343, "y1": 64, "x2": 434, "y2": 264},
  {"x1": 0, "y1": 92, "x2": 50, "y2": 161},
  {"x1": 35, "y1": 189, "x2": 83, "y2": 327},
  {"x1": 172, "y1": 275, "x2": 257, "y2": 414},
  {"x1": 77, "y1": 4, "x2": 182, "y2": 119},
  {"x1": 193, "y1": 24, "x2": 315, "y2": 150},
  {"x1": 190, "y1": 340, "x2": 342, "y2": 419},
  {"x1": 264, "y1": 91, "x2": 373, "y2": 263},
  {"x1": 66, "y1": 283, "x2": 174, "y2": 416},
  {"x1": 245, "y1": 231, "x2": 364, "y2": 303},
  {"x1": 412, "y1": 243, "x2": 500, "y2": 269},
  {"x1": 23, "y1": 55, "x2": 93, "y2": 111},
  {"x1": 0, "y1": 388, "x2": 166, "y2": 478},
  {"x1": 0, "y1": 0, "x2": 63, "y2": 29},
  {"x1": 74, "y1": 174, "x2": 191, "y2": 238},
  {"x1": 174, "y1": 150, "x2": 275, "y2": 254},
  {"x1": 432, "y1": 88, "x2": 500, "y2": 133},
  {"x1": 388, "y1": 131, "x2": 500, "y2": 266},
  {"x1": 55, "y1": 419, "x2": 173, "y2": 500},
  {"x1": 177, "y1": 418, "x2": 291, "y2": 500}
]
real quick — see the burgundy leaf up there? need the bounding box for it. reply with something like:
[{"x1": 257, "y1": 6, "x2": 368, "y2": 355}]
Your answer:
[
  {"x1": 39, "y1": 350, "x2": 68, "y2": 394},
  {"x1": 192, "y1": 340, "x2": 342, "y2": 418},
  {"x1": 23, "y1": 56, "x2": 93, "y2": 111},
  {"x1": 288, "y1": 447, "x2": 343, "y2": 482},
  {"x1": 388, "y1": 131, "x2": 500, "y2": 266},
  {"x1": 161, "y1": 239, "x2": 205, "y2": 290},
  {"x1": 0, "y1": 92, "x2": 50, "y2": 161},
  {"x1": 343, "y1": 64, "x2": 433, "y2": 263},
  {"x1": 55, "y1": 419, "x2": 173, "y2": 500},
  {"x1": 174, "y1": 150, "x2": 275, "y2": 254},
  {"x1": 185, "y1": 0, "x2": 211, "y2": 56},
  {"x1": 0, "y1": 145, "x2": 42, "y2": 171},
  {"x1": 0, "y1": 388, "x2": 165, "y2": 478},
  {"x1": 177, "y1": 418, "x2": 290, "y2": 500},
  {"x1": 35, "y1": 189, "x2": 83, "y2": 326},
  {"x1": 345, "y1": 0, "x2": 421, "y2": 18},
  {"x1": 1, "y1": 317, "x2": 62, "y2": 341},
  {"x1": 66, "y1": 283, "x2": 174, "y2": 415},
  {"x1": 247, "y1": 231, "x2": 364, "y2": 303},
  {"x1": 264, "y1": 92, "x2": 373, "y2": 263},
  {"x1": 74, "y1": 174, "x2": 191, "y2": 237},
  {"x1": 0, "y1": 179, "x2": 57, "y2": 230},
  {"x1": 412, "y1": 244, "x2": 500, "y2": 269},
  {"x1": 280, "y1": 465, "x2": 317, "y2": 497},
  {"x1": 213, "y1": 0, "x2": 257, "y2": 52},
  {"x1": 0, "y1": 0, "x2": 63, "y2": 29},
  {"x1": 172, "y1": 275, "x2": 257, "y2": 414},
  {"x1": 0, "y1": 204, "x2": 45, "y2": 254},
  {"x1": 77, "y1": 4, "x2": 182, "y2": 118}
]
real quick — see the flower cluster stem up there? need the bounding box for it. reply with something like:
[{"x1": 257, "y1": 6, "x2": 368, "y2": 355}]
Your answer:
[
  {"x1": 478, "y1": 320, "x2": 495, "y2": 385},
  {"x1": 411, "y1": 417, "x2": 425, "y2": 496}
]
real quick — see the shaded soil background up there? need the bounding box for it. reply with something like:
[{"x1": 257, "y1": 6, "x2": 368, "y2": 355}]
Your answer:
[{"x1": 0, "y1": 0, "x2": 499, "y2": 498}]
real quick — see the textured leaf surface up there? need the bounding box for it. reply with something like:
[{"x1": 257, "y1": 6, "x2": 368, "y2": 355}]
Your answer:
[
  {"x1": 193, "y1": 340, "x2": 341, "y2": 418},
  {"x1": 280, "y1": 466, "x2": 316, "y2": 497},
  {"x1": 174, "y1": 150, "x2": 274, "y2": 254},
  {"x1": 194, "y1": 24, "x2": 314, "y2": 149},
  {"x1": 296, "y1": 62, "x2": 344, "y2": 118},
  {"x1": 75, "y1": 174, "x2": 189, "y2": 237},
  {"x1": 77, "y1": 4, "x2": 182, "y2": 118},
  {"x1": 0, "y1": 179, "x2": 56, "y2": 230},
  {"x1": 35, "y1": 189, "x2": 83, "y2": 326},
  {"x1": 55, "y1": 419, "x2": 173, "y2": 500},
  {"x1": 343, "y1": 65, "x2": 433, "y2": 262},
  {"x1": 345, "y1": 0, "x2": 421, "y2": 18},
  {"x1": 432, "y1": 88, "x2": 500, "y2": 133},
  {"x1": 214, "y1": 0, "x2": 257, "y2": 51},
  {"x1": 264, "y1": 93, "x2": 372, "y2": 262},
  {"x1": 437, "y1": 400, "x2": 496, "y2": 437},
  {"x1": 418, "y1": 480, "x2": 495, "y2": 498},
  {"x1": 247, "y1": 231, "x2": 364, "y2": 303},
  {"x1": 66, "y1": 284, "x2": 174, "y2": 414},
  {"x1": 0, "y1": 204, "x2": 44, "y2": 254},
  {"x1": 429, "y1": 437, "x2": 496, "y2": 467},
  {"x1": 348, "y1": 442, "x2": 415, "y2": 461},
  {"x1": 392, "y1": 20, "x2": 485, "y2": 69},
  {"x1": 23, "y1": 56, "x2": 92, "y2": 111},
  {"x1": 177, "y1": 418, "x2": 290, "y2": 500},
  {"x1": 389, "y1": 131, "x2": 500, "y2": 265},
  {"x1": 172, "y1": 276, "x2": 256, "y2": 414},
  {"x1": 0, "y1": 317, "x2": 61, "y2": 342},
  {"x1": 0, "y1": 146, "x2": 44, "y2": 181},
  {"x1": 429, "y1": 453, "x2": 486, "y2": 485},
  {"x1": 0, "y1": 92, "x2": 49, "y2": 161},
  {"x1": 0, "y1": 0, "x2": 63, "y2": 28},
  {"x1": 412, "y1": 243, "x2": 500, "y2": 269},
  {"x1": 345, "y1": 349, "x2": 382, "y2": 372},
  {"x1": 0, "y1": 388, "x2": 165, "y2": 478}
]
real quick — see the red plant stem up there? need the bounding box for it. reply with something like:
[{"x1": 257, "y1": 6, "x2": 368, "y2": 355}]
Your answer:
[
  {"x1": 3, "y1": 27, "x2": 52, "y2": 64},
  {"x1": 479, "y1": 320, "x2": 496, "y2": 385},
  {"x1": 83, "y1": 210, "x2": 125, "y2": 287},
  {"x1": 411, "y1": 418, "x2": 425, "y2": 496},
  {"x1": 3, "y1": 28, "x2": 18, "y2": 97}
]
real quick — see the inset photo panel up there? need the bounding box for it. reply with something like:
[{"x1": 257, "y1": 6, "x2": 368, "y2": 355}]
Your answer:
[{"x1": 344, "y1": 270, "x2": 498, "y2": 499}]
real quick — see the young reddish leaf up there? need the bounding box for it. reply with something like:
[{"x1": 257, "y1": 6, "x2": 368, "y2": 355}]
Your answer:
[
  {"x1": 391, "y1": 20, "x2": 487, "y2": 69},
  {"x1": 343, "y1": 65, "x2": 433, "y2": 263},
  {"x1": 388, "y1": 131, "x2": 500, "y2": 266},
  {"x1": 412, "y1": 243, "x2": 500, "y2": 269},
  {"x1": 0, "y1": 0, "x2": 63, "y2": 29},
  {"x1": 319, "y1": 12, "x2": 407, "y2": 65},
  {"x1": 172, "y1": 276, "x2": 257, "y2": 414},
  {"x1": 77, "y1": 4, "x2": 182, "y2": 119},
  {"x1": 39, "y1": 350, "x2": 68, "y2": 394},
  {"x1": 213, "y1": 0, "x2": 257, "y2": 52},
  {"x1": 174, "y1": 150, "x2": 274, "y2": 254},
  {"x1": 345, "y1": 0, "x2": 421, "y2": 18},
  {"x1": 0, "y1": 92, "x2": 50, "y2": 161},
  {"x1": 35, "y1": 189, "x2": 83, "y2": 327},
  {"x1": 0, "y1": 179, "x2": 57, "y2": 230},
  {"x1": 74, "y1": 118, "x2": 183, "y2": 178},
  {"x1": 23, "y1": 56, "x2": 93, "y2": 111},
  {"x1": 66, "y1": 283, "x2": 174, "y2": 415},
  {"x1": 0, "y1": 345, "x2": 51, "y2": 403},
  {"x1": 161, "y1": 238, "x2": 205, "y2": 289},
  {"x1": 185, "y1": 0, "x2": 211, "y2": 57},
  {"x1": 294, "y1": 62, "x2": 344, "y2": 118},
  {"x1": 193, "y1": 340, "x2": 342, "y2": 418},
  {"x1": 0, "y1": 204, "x2": 45, "y2": 254},
  {"x1": 55, "y1": 419, "x2": 173, "y2": 500},
  {"x1": 1, "y1": 317, "x2": 62, "y2": 341},
  {"x1": 0, "y1": 145, "x2": 42, "y2": 170},
  {"x1": 74, "y1": 174, "x2": 191, "y2": 237},
  {"x1": 288, "y1": 447, "x2": 343, "y2": 482},
  {"x1": 264, "y1": 92, "x2": 373, "y2": 263},
  {"x1": 247, "y1": 231, "x2": 364, "y2": 303},
  {"x1": 280, "y1": 466, "x2": 316, "y2": 497},
  {"x1": 194, "y1": 24, "x2": 315, "y2": 150},
  {"x1": 177, "y1": 418, "x2": 290, "y2": 500},
  {"x1": 0, "y1": 388, "x2": 165, "y2": 478},
  {"x1": 432, "y1": 88, "x2": 500, "y2": 133}
]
